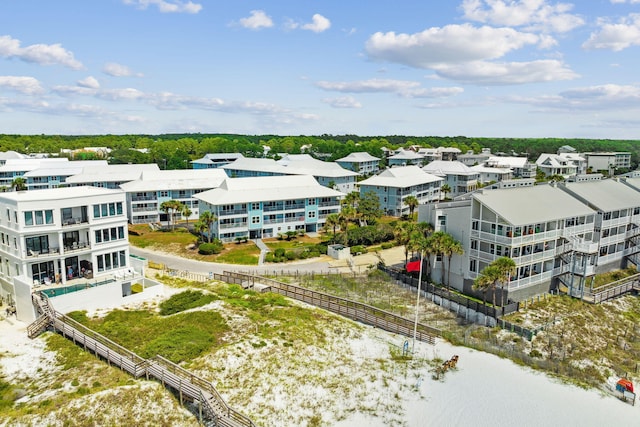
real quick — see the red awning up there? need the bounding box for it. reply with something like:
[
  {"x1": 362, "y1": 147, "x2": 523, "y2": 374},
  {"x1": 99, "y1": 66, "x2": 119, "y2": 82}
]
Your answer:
[{"x1": 406, "y1": 260, "x2": 422, "y2": 272}]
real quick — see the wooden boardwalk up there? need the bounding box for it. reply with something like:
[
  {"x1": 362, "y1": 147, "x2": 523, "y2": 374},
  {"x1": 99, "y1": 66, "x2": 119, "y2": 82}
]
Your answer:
[
  {"x1": 224, "y1": 271, "x2": 440, "y2": 345},
  {"x1": 29, "y1": 293, "x2": 254, "y2": 427}
]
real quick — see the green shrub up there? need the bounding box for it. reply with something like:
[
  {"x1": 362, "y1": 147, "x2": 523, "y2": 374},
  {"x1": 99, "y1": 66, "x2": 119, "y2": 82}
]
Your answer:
[
  {"x1": 274, "y1": 248, "x2": 286, "y2": 257},
  {"x1": 380, "y1": 242, "x2": 394, "y2": 249},
  {"x1": 159, "y1": 290, "x2": 216, "y2": 315},
  {"x1": 265, "y1": 252, "x2": 275, "y2": 262},
  {"x1": 285, "y1": 251, "x2": 297, "y2": 260},
  {"x1": 314, "y1": 244, "x2": 328, "y2": 254},
  {"x1": 198, "y1": 240, "x2": 223, "y2": 255},
  {"x1": 351, "y1": 245, "x2": 367, "y2": 254}
]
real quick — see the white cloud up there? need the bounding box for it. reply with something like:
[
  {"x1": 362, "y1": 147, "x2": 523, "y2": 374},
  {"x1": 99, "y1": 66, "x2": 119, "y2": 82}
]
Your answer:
[
  {"x1": 366, "y1": 24, "x2": 543, "y2": 68},
  {"x1": 507, "y1": 84, "x2": 640, "y2": 110},
  {"x1": 239, "y1": 10, "x2": 274, "y2": 30},
  {"x1": 433, "y1": 59, "x2": 578, "y2": 84},
  {"x1": 0, "y1": 76, "x2": 44, "y2": 94},
  {"x1": 582, "y1": 14, "x2": 640, "y2": 51},
  {"x1": 316, "y1": 78, "x2": 421, "y2": 93},
  {"x1": 322, "y1": 96, "x2": 362, "y2": 108},
  {"x1": 610, "y1": 0, "x2": 640, "y2": 4},
  {"x1": 77, "y1": 76, "x2": 100, "y2": 89},
  {"x1": 315, "y1": 78, "x2": 463, "y2": 98},
  {"x1": 365, "y1": 24, "x2": 578, "y2": 85},
  {"x1": 461, "y1": 0, "x2": 584, "y2": 33},
  {"x1": 122, "y1": 0, "x2": 202, "y2": 14},
  {"x1": 287, "y1": 14, "x2": 331, "y2": 33},
  {"x1": 103, "y1": 62, "x2": 143, "y2": 77},
  {"x1": 0, "y1": 35, "x2": 83, "y2": 69}
]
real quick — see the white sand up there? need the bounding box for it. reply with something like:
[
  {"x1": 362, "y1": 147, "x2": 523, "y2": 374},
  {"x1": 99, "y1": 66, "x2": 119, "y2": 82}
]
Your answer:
[
  {"x1": 2, "y1": 304, "x2": 638, "y2": 426},
  {"x1": 336, "y1": 337, "x2": 639, "y2": 427}
]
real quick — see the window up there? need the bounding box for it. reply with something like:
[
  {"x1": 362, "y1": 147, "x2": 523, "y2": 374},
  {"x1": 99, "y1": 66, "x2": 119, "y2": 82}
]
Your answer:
[
  {"x1": 252, "y1": 216, "x2": 260, "y2": 224},
  {"x1": 93, "y1": 202, "x2": 124, "y2": 219},
  {"x1": 308, "y1": 211, "x2": 316, "y2": 219},
  {"x1": 308, "y1": 198, "x2": 316, "y2": 205},
  {"x1": 251, "y1": 203, "x2": 260, "y2": 210},
  {"x1": 35, "y1": 211, "x2": 44, "y2": 225},
  {"x1": 469, "y1": 259, "x2": 477, "y2": 272},
  {"x1": 24, "y1": 212, "x2": 33, "y2": 226},
  {"x1": 159, "y1": 191, "x2": 169, "y2": 197}
]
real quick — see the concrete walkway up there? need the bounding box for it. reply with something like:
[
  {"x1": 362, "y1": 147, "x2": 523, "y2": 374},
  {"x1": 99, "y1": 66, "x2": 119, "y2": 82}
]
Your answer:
[
  {"x1": 253, "y1": 238, "x2": 270, "y2": 266},
  {"x1": 129, "y1": 245, "x2": 407, "y2": 277}
]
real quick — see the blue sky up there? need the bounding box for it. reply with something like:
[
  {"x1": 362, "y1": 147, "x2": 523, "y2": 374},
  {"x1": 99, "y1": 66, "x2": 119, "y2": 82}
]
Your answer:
[{"x1": 1, "y1": 0, "x2": 640, "y2": 138}]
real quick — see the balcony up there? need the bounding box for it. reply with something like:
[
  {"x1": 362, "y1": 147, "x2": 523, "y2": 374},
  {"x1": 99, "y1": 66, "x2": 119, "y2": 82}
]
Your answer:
[
  {"x1": 26, "y1": 247, "x2": 61, "y2": 258},
  {"x1": 63, "y1": 241, "x2": 90, "y2": 253},
  {"x1": 219, "y1": 222, "x2": 248, "y2": 229},
  {"x1": 131, "y1": 195, "x2": 157, "y2": 202},
  {"x1": 285, "y1": 216, "x2": 305, "y2": 223},
  {"x1": 219, "y1": 209, "x2": 247, "y2": 216},
  {"x1": 284, "y1": 204, "x2": 305, "y2": 211},
  {"x1": 132, "y1": 206, "x2": 157, "y2": 213},
  {"x1": 62, "y1": 217, "x2": 89, "y2": 227},
  {"x1": 263, "y1": 205, "x2": 284, "y2": 212}
]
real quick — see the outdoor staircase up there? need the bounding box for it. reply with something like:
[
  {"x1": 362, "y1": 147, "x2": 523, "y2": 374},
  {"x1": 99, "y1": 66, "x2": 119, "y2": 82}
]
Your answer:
[{"x1": 28, "y1": 292, "x2": 254, "y2": 427}]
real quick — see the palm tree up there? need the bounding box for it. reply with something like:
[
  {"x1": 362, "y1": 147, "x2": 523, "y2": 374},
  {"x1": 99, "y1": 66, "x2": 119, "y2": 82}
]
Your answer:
[
  {"x1": 440, "y1": 183, "x2": 451, "y2": 200},
  {"x1": 198, "y1": 210, "x2": 217, "y2": 243},
  {"x1": 11, "y1": 177, "x2": 27, "y2": 191},
  {"x1": 394, "y1": 221, "x2": 416, "y2": 267},
  {"x1": 324, "y1": 213, "x2": 340, "y2": 244},
  {"x1": 182, "y1": 206, "x2": 193, "y2": 228},
  {"x1": 493, "y1": 256, "x2": 516, "y2": 306},
  {"x1": 441, "y1": 234, "x2": 464, "y2": 288},
  {"x1": 160, "y1": 200, "x2": 183, "y2": 230},
  {"x1": 472, "y1": 267, "x2": 497, "y2": 310},
  {"x1": 343, "y1": 191, "x2": 360, "y2": 209},
  {"x1": 404, "y1": 195, "x2": 419, "y2": 218}
]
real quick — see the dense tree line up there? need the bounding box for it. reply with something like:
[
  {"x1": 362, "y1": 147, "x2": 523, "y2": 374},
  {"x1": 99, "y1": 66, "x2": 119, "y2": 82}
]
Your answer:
[{"x1": 1, "y1": 134, "x2": 638, "y2": 170}]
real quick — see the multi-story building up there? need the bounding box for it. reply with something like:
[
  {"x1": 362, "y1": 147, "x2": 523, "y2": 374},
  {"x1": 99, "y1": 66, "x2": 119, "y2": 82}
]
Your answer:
[
  {"x1": 0, "y1": 158, "x2": 70, "y2": 188},
  {"x1": 191, "y1": 153, "x2": 245, "y2": 169},
  {"x1": 335, "y1": 152, "x2": 381, "y2": 176},
  {"x1": 421, "y1": 184, "x2": 599, "y2": 300},
  {"x1": 387, "y1": 149, "x2": 425, "y2": 167},
  {"x1": 422, "y1": 160, "x2": 479, "y2": 198},
  {"x1": 535, "y1": 154, "x2": 578, "y2": 178},
  {"x1": 358, "y1": 166, "x2": 443, "y2": 217},
  {"x1": 195, "y1": 175, "x2": 344, "y2": 242},
  {"x1": 582, "y1": 152, "x2": 632, "y2": 175},
  {"x1": 65, "y1": 164, "x2": 160, "y2": 189},
  {"x1": 470, "y1": 164, "x2": 512, "y2": 185},
  {"x1": 0, "y1": 187, "x2": 130, "y2": 320},
  {"x1": 119, "y1": 169, "x2": 228, "y2": 224},
  {"x1": 485, "y1": 156, "x2": 536, "y2": 179},
  {"x1": 558, "y1": 180, "x2": 640, "y2": 271},
  {"x1": 221, "y1": 155, "x2": 359, "y2": 194}
]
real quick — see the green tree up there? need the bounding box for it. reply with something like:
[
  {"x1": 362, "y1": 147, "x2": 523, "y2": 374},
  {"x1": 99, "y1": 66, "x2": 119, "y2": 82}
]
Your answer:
[
  {"x1": 440, "y1": 184, "x2": 451, "y2": 200},
  {"x1": 324, "y1": 213, "x2": 340, "y2": 244},
  {"x1": 441, "y1": 234, "x2": 464, "y2": 288},
  {"x1": 404, "y1": 195, "x2": 419, "y2": 218},
  {"x1": 492, "y1": 256, "x2": 517, "y2": 306},
  {"x1": 182, "y1": 206, "x2": 193, "y2": 227},
  {"x1": 195, "y1": 211, "x2": 217, "y2": 243},
  {"x1": 357, "y1": 191, "x2": 383, "y2": 225},
  {"x1": 11, "y1": 177, "x2": 27, "y2": 191},
  {"x1": 160, "y1": 200, "x2": 184, "y2": 230},
  {"x1": 394, "y1": 221, "x2": 416, "y2": 267}
]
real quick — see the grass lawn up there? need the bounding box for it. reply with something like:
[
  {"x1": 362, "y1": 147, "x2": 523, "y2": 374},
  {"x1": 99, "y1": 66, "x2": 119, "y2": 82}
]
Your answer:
[
  {"x1": 128, "y1": 224, "x2": 260, "y2": 265},
  {"x1": 263, "y1": 235, "x2": 324, "y2": 251}
]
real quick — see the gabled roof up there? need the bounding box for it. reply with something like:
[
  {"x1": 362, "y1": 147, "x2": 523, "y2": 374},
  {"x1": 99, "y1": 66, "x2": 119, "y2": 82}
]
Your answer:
[
  {"x1": 422, "y1": 160, "x2": 478, "y2": 176},
  {"x1": 277, "y1": 155, "x2": 359, "y2": 178},
  {"x1": 65, "y1": 164, "x2": 160, "y2": 183},
  {"x1": 23, "y1": 160, "x2": 108, "y2": 177},
  {"x1": 486, "y1": 156, "x2": 528, "y2": 168},
  {"x1": 389, "y1": 149, "x2": 424, "y2": 160},
  {"x1": 474, "y1": 185, "x2": 594, "y2": 225},
  {"x1": 195, "y1": 175, "x2": 345, "y2": 205},
  {"x1": 0, "y1": 186, "x2": 124, "y2": 203},
  {"x1": 561, "y1": 180, "x2": 640, "y2": 212},
  {"x1": 119, "y1": 169, "x2": 227, "y2": 192},
  {"x1": 336, "y1": 152, "x2": 380, "y2": 162},
  {"x1": 359, "y1": 166, "x2": 443, "y2": 188}
]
